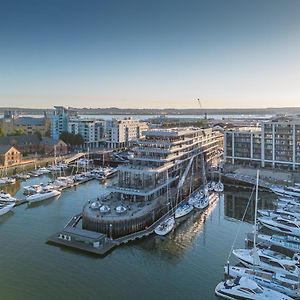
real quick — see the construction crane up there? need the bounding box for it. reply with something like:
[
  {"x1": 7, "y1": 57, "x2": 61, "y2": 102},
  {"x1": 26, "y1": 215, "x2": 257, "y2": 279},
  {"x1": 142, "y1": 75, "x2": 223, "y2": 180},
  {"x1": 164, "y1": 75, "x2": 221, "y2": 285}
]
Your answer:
[
  {"x1": 197, "y1": 98, "x2": 202, "y2": 109},
  {"x1": 196, "y1": 98, "x2": 207, "y2": 119}
]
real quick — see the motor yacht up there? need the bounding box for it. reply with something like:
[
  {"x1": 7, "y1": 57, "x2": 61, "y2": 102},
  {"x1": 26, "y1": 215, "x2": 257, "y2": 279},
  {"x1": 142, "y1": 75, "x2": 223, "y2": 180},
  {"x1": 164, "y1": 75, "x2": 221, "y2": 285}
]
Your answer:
[
  {"x1": 215, "y1": 276, "x2": 291, "y2": 300},
  {"x1": 224, "y1": 265, "x2": 299, "y2": 299},
  {"x1": 0, "y1": 202, "x2": 14, "y2": 216},
  {"x1": 26, "y1": 189, "x2": 61, "y2": 203}
]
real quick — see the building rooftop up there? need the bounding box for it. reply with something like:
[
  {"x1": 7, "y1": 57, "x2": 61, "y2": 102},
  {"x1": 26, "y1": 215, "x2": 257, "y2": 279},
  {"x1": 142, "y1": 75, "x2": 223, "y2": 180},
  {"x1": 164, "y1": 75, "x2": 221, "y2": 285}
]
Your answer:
[
  {"x1": 14, "y1": 117, "x2": 45, "y2": 126},
  {"x1": 0, "y1": 135, "x2": 40, "y2": 146},
  {"x1": 40, "y1": 137, "x2": 66, "y2": 146},
  {"x1": 0, "y1": 145, "x2": 16, "y2": 154},
  {"x1": 62, "y1": 226, "x2": 106, "y2": 240},
  {"x1": 144, "y1": 127, "x2": 206, "y2": 137},
  {"x1": 83, "y1": 189, "x2": 170, "y2": 222}
]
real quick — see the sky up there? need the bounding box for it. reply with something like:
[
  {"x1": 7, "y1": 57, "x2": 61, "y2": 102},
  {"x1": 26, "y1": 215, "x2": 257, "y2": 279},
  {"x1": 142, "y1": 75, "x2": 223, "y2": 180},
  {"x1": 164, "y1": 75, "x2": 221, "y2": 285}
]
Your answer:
[{"x1": 0, "y1": 0, "x2": 299, "y2": 109}]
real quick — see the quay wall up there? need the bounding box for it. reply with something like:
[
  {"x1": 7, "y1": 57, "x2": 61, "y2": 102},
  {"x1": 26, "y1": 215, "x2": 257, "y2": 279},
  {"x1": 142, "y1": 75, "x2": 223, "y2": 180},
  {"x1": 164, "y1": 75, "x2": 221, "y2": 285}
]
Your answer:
[
  {"x1": 82, "y1": 204, "x2": 167, "y2": 238},
  {"x1": 82, "y1": 175, "x2": 200, "y2": 238}
]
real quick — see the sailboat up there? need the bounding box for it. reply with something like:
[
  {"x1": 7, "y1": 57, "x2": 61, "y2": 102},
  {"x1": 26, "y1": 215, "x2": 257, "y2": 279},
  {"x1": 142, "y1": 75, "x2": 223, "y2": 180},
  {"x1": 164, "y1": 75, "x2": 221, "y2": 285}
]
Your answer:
[
  {"x1": 217, "y1": 170, "x2": 295, "y2": 299},
  {"x1": 193, "y1": 153, "x2": 209, "y2": 210},
  {"x1": 233, "y1": 171, "x2": 300, "y2": 276},
  {"x1": 213, "y1": 169, "x2": 224, "y2": 193},
  {"x1": 155, "y1": 172, "x2": 175, "y2": 236}
]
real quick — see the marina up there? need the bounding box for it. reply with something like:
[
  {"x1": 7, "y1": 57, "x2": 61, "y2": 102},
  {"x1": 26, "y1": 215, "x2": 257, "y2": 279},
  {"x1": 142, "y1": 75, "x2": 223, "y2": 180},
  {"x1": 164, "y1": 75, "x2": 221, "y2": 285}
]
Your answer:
[{"x1": 0, "y1": 168, "x2": 280, "y2": 300}]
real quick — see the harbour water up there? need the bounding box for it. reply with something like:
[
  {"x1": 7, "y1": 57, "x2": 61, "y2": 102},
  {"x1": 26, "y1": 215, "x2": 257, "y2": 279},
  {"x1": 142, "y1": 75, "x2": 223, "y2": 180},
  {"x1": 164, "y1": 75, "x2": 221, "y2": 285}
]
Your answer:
[{"x1": 0, "y1": 177, "x2": 276, "y2": 300}]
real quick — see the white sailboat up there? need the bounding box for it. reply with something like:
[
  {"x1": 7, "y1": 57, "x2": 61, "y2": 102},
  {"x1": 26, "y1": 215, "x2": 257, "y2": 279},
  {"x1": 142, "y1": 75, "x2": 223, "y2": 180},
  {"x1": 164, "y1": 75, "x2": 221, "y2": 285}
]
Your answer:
[
  {"x1": 219, "y1": 170, "x2": 294, "y2": 299},
  {"x1": 155, "y1": 172, "x2": 175, "y2": 236},
  {"x1": 193, "y1": 153, "x2": 209, "y2": 210},
  {"x1": 193, "y1": 193, "x2": 209, "y2": 210},
  {"x1": 234, "y1": 172, "x2": 300, "y2": 276},
  {"x1": 214, "y1": 171, "x2": 224, "y2": 193},
  {"x1": 175, "y1": 203, "x2": 193, "y2": 219},
  {"x1": 207, "y1": 181, "x2": 216, "y2": 191},
  {"x1": 155, "y1": 216, "x2": 175, "y2": 236}
]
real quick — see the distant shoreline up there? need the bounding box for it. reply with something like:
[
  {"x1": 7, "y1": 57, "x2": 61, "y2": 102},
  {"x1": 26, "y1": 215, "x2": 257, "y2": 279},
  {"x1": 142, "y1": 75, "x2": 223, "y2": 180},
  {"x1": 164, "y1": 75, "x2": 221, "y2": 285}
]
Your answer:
[{"x1": 0, "y1": 107, "x2": 299, "y2": 116}]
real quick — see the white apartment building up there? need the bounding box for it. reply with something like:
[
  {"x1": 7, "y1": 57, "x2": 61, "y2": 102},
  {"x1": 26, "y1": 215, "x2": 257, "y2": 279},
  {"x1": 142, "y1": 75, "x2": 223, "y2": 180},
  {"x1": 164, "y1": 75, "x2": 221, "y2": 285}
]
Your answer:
[
  {"x1": 106, "y1": 117, "x2": 149, "y2": 149},
  {"x1": 68, "y1": 118, "x2": 106, "y2": 149},
  {"x1": 224, "y1": 116, "x2": 300, "y2": 170}
]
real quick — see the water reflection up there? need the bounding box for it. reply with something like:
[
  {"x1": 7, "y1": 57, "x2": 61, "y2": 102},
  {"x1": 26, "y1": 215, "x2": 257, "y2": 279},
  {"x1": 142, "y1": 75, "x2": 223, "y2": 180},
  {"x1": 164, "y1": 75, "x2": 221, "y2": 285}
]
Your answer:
[
  {"x1": 224, "y1": 190, "x2": 276, "y2": 223},
  {"x1": 0, "y1": 211, "x2": 14, "y2": 223},
  {"x1": 1, "y1": 180, "x2": 21, "y2": 196},
  {"x1": 138, "y1": 193, "x2": 221, "y2": 263}
]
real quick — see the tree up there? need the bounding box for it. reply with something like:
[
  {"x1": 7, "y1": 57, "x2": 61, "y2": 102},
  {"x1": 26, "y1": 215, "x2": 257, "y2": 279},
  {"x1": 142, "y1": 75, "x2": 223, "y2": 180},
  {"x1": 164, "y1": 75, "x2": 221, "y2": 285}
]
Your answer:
[
  {"x1": 60, "y1": 132, "x2": 84, "y2": 148},
  {"x1": 7, "y1": 129, "x2": 25, "y2": 136},
  {"x1": 34, "y1": 130, "x2": 42, "y2": 141},
  {"x1": 45, "y1": 128, "x2": 51, "y2": 137}
]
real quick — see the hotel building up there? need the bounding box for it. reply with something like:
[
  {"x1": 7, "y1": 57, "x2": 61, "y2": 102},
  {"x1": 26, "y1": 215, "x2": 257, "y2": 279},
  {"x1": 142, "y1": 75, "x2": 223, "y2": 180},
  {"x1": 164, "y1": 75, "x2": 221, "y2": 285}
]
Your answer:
[{"x1": 82, "y1": 127, "x2": 223, "y2": 238}]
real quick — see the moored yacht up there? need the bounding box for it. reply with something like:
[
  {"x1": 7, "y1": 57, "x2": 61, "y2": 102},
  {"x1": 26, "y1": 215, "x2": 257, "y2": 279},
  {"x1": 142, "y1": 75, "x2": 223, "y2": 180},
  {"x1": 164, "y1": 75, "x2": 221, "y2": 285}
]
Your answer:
[
  {"x1": 0, "y1": 202, "x2": 14, "y2": 216},
  {"x1": 208, "y1": 181, "x2": 216, "y2": 191},
  {"x1": 224, "y1": 265, "x2": 299, "y2": 299},
  {"x1": 258, "y1": 208, "x2": 300, "y2": 219},
  {"x1": 215, "y1": 276, "x2": 291, "y2": 300},
  {"x1": 214, "y1": 181, "x2": 224, "y2": 193},
  {"x1": 23, "y1": 184, "x2": 43, "y2": 195},
  {"x1": 15, "y1": 173, "x2": 30, "y2": 180},
  {"x1": 232, "y1": 248, "x2": 300, "y2": 276},
  {"x1": 0, "y1": 191, "x2": 17, "y2": 203},
  {"x1": 26, "y1": 189, "x2": 61, "y2": 203},
  {"x1": 193, "y1": 194, "x2": 209, "y2": 210},
  {"x1": 154, "y1": 216, "x2": 175, "y2": 236},
  {"x1": 258, "y1": 215, "x2": 300, "y2": 237},
  {"x1": 53, "y1": 176, "x2": 74, "y2": 188},
  {"x1": 37, "y1": 167, "x2": 51, "y2": 174},
  {"x1": 188, "y1": 189, "x2": 204, "y2": 205},
  {"x1": 271, "y1": 186, "x2": 300, "y2": 198},
  {"x1": 257, "y1": 233, "x2": 300, "y2": 253},
  {"x1": 175, "y1": 203, "x2": 193, "y2": 219},
  {"x1": 0, "y1": 177, "x2": 16, "y2": 185}
]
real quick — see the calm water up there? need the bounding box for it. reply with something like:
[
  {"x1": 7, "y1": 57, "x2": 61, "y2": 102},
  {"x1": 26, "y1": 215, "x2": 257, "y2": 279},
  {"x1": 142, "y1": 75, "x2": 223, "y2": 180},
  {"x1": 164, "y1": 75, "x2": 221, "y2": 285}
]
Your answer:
[{"x1": 0, "y1": 178, "x2": 276, "y2": 300}]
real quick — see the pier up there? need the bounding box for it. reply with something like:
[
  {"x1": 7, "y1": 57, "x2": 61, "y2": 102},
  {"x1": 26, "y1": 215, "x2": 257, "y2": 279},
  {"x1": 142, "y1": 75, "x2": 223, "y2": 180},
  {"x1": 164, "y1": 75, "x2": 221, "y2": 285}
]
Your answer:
[{"x1": 223, "y1": 172, "x2": 274, "y2": 191}]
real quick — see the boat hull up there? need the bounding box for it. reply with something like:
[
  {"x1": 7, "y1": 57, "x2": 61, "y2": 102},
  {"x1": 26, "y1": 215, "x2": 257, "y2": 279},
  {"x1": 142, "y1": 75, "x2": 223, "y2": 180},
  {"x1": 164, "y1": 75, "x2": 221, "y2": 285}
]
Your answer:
[{"x1": 27, "y1": 191, "x2": 61, "y2": 203}]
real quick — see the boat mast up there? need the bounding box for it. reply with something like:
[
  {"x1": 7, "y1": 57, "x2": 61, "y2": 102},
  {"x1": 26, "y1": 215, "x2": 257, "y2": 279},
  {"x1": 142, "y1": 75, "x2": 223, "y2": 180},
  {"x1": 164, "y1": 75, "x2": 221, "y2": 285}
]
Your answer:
[{"x1": 253, "y1": 169, "x2": 260, "y2": 269}]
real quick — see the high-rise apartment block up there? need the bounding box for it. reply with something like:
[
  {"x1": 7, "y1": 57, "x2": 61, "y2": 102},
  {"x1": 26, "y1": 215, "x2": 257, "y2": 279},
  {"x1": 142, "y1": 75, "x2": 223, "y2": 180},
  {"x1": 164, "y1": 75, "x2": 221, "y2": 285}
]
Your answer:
[{"x1": 225, "y1": 117, "x2": 300, "y2": 170}]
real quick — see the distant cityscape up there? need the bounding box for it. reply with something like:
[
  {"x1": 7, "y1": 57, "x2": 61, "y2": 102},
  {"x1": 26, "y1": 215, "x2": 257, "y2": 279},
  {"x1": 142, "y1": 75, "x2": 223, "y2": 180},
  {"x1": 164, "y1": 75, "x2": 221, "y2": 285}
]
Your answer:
[{"x1": 2, "y1": 106, "x2": 300, "y2": 116}]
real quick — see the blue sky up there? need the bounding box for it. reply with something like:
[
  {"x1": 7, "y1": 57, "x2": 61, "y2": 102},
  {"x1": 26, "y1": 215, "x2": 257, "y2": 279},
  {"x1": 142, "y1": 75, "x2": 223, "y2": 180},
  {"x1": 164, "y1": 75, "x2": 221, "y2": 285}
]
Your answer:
[{"x1": 0, "y1": 0, "x2": 299, "y2": 108}]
